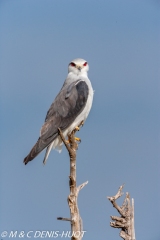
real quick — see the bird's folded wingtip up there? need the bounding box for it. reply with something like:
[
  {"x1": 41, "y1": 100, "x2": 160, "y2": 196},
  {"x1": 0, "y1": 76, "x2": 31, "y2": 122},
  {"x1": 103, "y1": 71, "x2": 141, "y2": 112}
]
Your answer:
[{"x1": 23, "y1": 157, "x2": 29, "y2": 165}]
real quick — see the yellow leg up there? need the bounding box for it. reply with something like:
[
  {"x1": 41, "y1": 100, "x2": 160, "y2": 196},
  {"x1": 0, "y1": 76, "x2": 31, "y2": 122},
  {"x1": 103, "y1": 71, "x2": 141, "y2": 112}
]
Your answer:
[
  {"x1": 75, "y1": 137, "x2": 81, "y2": 142},
  {"x1": 75, "y1": 126, "x2": 80, "y2": 131},
  {"x1": 66, "y1": 137, "x2": 81, "y2": 144},
  {"x1": 74, "y1": 121, "x2": 84, "y2": 132}
]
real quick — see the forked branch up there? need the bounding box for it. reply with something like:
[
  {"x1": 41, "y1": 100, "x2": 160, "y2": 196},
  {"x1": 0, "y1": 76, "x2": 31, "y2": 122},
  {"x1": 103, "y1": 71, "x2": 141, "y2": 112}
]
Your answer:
[{"x1": 107, "y1": 185, "x2": 136, "y2": 240}]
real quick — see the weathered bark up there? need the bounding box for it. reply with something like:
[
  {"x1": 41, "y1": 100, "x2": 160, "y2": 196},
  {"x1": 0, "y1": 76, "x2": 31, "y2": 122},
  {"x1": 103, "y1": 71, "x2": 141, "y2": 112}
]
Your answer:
[
  {"x1": 57, "y1": 121, "x2": 87, "y2": 240},
  {"x1": 108, "y1": 185, "x2": 136, "y2": 240}
]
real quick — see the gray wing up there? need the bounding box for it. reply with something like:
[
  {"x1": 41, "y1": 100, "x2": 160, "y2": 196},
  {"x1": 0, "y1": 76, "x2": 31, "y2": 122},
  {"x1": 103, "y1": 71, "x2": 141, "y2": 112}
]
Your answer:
[{"x1": 23, "y1": 80, "x2": 89, "y2": 164}]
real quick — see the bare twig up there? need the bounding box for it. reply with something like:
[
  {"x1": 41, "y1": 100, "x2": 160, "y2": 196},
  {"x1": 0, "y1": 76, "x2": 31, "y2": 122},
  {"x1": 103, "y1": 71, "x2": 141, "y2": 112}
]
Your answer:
[
  {"x1": 108, "y1": 185, "x2": 136, "y2": 240},
  {"x1": 57, "y1": 217, "x2": 71, "y2": 221},
  {"x1": 57, "y1": 121, "x2": 87, "y2": 240},
  {"x1": 77, "y1": 181, "x2": 88, "y2": 195}
]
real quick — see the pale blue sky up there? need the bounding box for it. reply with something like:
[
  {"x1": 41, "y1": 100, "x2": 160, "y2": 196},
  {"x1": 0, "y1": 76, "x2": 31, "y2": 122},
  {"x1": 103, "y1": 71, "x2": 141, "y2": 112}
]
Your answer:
[{"x1": 0, "y1": 0, "x2": 160, "y2": 239}]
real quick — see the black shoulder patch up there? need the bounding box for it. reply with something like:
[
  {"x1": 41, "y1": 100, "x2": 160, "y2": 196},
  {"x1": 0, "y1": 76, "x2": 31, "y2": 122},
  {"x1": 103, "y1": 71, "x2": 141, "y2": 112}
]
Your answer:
[{"x1": 75, "y1": 81, "x2": 89, "y2": 108}]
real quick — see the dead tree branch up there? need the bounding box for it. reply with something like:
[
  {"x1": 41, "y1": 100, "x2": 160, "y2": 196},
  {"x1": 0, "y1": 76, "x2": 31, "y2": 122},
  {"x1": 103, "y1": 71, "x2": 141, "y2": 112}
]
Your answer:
[
  {"x1": 107, "y1": 185, "x2": 136, "y2": 240},
  {"x1": 57, "y1": 121, "x2": 87, "y2": 240}
]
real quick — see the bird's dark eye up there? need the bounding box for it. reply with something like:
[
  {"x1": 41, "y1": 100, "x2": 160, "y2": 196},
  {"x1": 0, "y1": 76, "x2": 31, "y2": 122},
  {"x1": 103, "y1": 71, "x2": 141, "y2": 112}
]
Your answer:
[
  {"x1": 70, "y1": 62, "x2": 76, "y2": 67},
  {"x1": 83, "y1": 62, "x2": 87, "y2": 66}
]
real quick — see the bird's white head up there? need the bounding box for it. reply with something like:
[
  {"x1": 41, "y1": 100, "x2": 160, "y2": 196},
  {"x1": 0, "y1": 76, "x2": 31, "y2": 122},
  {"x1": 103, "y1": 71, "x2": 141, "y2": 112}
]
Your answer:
[{"x1": 68, "y1": 58, "x2": 89, "y2": 75}]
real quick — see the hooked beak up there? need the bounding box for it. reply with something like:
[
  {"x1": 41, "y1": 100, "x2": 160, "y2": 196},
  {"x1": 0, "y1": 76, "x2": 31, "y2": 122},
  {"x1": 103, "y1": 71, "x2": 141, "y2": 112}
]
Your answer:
[{"x1": 77, "y1": 66, "x2": 82, "y2": 71}]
